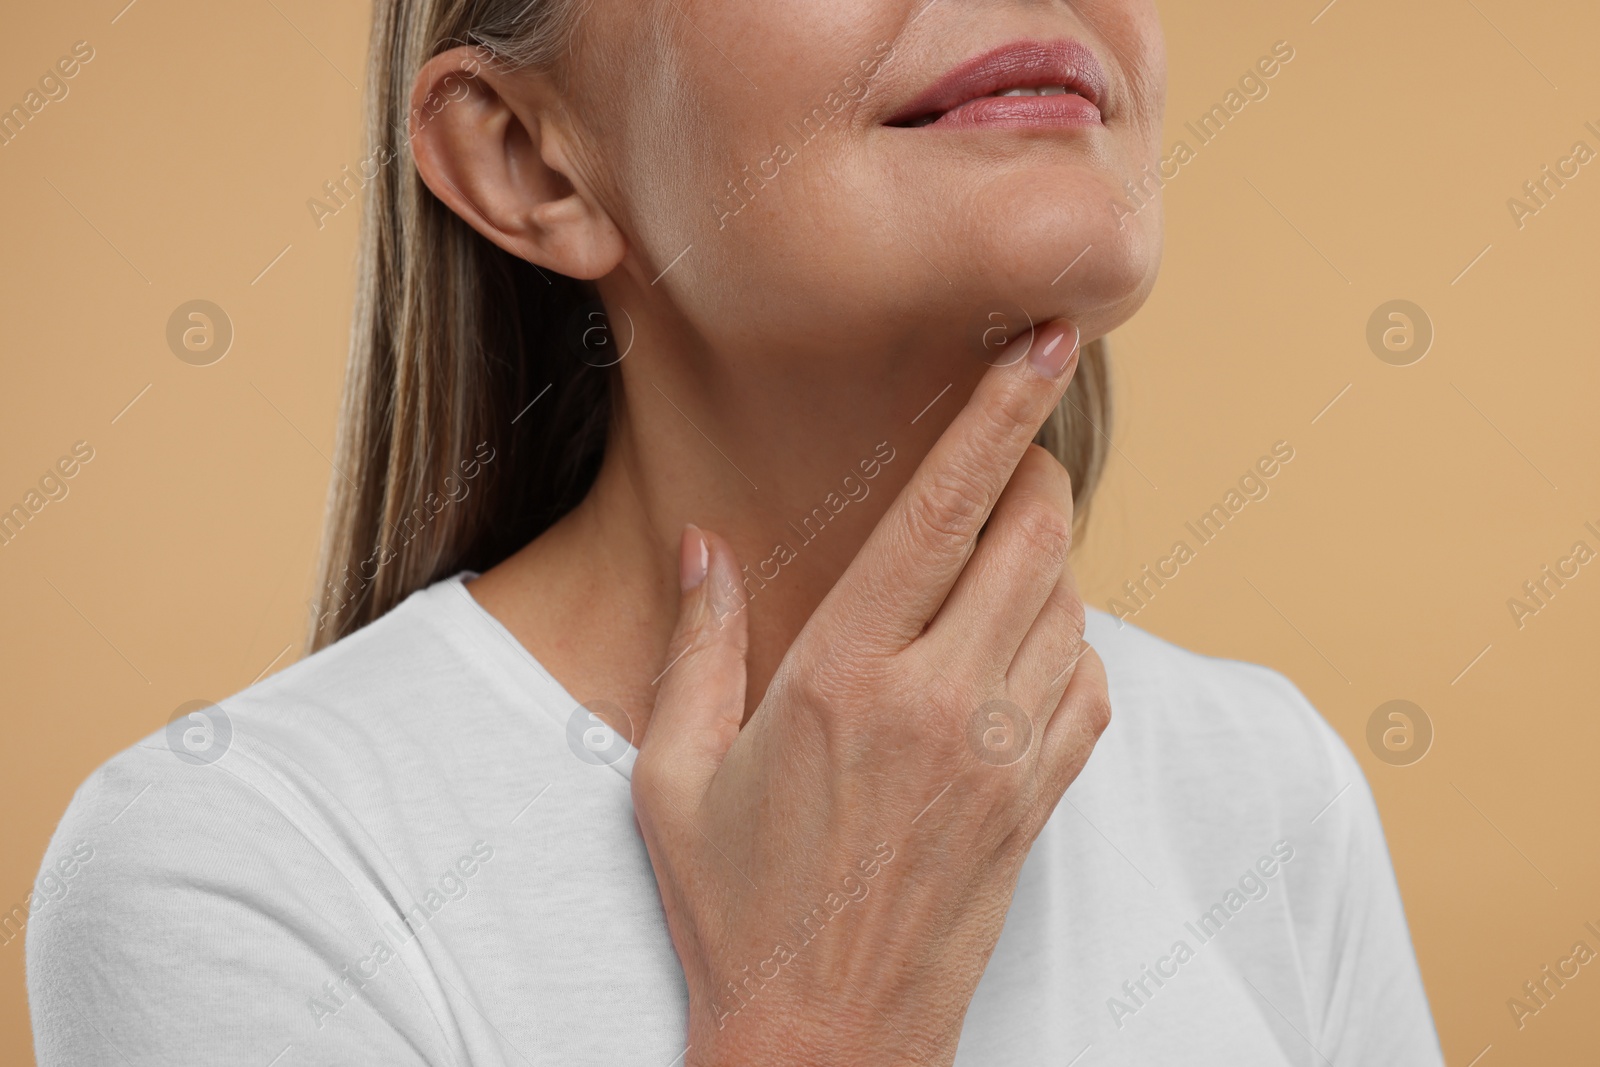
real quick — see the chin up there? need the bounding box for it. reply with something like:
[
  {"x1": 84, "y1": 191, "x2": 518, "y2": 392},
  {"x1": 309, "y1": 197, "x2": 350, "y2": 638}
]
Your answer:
[{"x1": 946, "y1": 163, "x2": 1163, "y2": 344}]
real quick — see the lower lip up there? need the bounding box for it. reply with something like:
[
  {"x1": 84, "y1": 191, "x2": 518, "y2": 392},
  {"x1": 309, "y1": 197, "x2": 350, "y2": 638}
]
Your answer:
[{"x1": 929, "y1": 94, "x2": 1102, "y2": 130}]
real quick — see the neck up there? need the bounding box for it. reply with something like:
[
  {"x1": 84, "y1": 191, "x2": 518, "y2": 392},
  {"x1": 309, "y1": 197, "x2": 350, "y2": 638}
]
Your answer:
[{"x1": 469, "y1": 329, "x2": 981, "y2": 746}]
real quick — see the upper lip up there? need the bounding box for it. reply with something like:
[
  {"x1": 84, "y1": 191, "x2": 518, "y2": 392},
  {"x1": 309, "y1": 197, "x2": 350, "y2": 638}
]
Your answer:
[{"x1": 887, "y1": 39, "x2": 1107, "y2": 126}]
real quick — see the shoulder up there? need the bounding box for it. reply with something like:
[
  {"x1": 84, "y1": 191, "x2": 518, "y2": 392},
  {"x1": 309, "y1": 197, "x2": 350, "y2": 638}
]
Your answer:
[
  {"x1": 24, "y1": 581, "x2": 497, "y2": 1063},
  {"x1": 1085, "y1": 608, "x2": 1349, "y2": 757},
  {"x1": 26, "y1": 573, "x2": 567, "y2": 925},
  {"x1": 1080, "y1": 608, "x2": 1361, "y2": 828},
  {"x1": 22, "y1": 587, "x2": 448, "y2": 943},
  {"x1": 25, "y1": 579, "x2": 480, "y2": 953},
  {"x1": 146, "y1": 575, "x2": 529, "y2": 801},
  {"x1": 1072, "y1": 613, "x2": 1442, "y2": 1062}
]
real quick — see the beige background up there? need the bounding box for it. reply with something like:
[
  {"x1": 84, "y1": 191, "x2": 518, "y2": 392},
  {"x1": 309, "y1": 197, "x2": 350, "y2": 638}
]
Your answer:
[{"x1": 3, "y1": 0, "x2": 1597, "y2": 1063}]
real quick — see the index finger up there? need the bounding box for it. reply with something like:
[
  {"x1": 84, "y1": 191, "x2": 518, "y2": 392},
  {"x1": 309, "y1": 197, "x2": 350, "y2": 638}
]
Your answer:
[{"x1": 831, "y1": 319, "x2": 1082, "y2": 651}]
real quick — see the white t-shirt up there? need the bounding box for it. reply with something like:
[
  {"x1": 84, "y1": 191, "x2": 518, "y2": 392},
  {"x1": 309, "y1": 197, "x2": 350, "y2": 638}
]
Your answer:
[{"x1": 26, "y1": 574, "x2": 1442, "y2": 1066}]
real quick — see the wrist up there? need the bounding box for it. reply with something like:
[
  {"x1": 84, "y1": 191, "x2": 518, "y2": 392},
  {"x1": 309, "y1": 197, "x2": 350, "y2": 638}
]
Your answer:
[{"x1": 686, "y1": 1002, "x2": 952, "y2": 1067}]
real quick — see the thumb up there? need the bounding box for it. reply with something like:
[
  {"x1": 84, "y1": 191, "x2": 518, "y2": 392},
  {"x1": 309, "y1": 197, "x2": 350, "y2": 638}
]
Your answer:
[{"x1": 639, "y1": 524, "x2": 750, "y2": 800}]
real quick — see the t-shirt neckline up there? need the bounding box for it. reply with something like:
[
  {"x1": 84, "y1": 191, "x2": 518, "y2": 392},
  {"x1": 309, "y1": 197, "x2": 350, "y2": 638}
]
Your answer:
[{"x1": 435, "y1": 570, "x2": 640, "y2": 782}]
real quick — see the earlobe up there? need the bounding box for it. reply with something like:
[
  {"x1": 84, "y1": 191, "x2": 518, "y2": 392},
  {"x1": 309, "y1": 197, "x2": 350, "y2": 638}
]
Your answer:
[{"x1": 408, "y1": 46, "x2": 625, "y2": 280}]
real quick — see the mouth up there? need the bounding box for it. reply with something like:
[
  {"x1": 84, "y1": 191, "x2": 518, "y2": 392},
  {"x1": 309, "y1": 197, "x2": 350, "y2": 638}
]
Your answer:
[{"x1": 887, "y1": 39, "x2": 1107, "y2": 131}]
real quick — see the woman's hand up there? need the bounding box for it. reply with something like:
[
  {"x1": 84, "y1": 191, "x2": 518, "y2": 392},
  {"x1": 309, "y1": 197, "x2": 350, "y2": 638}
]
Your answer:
[{"x1": 633, "y1": 320, "x2": 1110, "y2": 1067}]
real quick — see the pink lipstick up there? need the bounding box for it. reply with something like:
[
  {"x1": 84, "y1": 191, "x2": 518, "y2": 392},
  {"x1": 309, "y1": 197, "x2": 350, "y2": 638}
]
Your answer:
[{"x1": 888, "y1": 39, "x2": 1107, "y2": 130}]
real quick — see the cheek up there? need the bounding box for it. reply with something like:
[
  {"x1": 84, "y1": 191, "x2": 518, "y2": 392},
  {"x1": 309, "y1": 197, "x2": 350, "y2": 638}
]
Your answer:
[
  {"x1": 597, "y1": 2, "x2": 901, "y2": 291},
  {"x1": 607, "y1": 94, "x2": 888, "y2": 356}
]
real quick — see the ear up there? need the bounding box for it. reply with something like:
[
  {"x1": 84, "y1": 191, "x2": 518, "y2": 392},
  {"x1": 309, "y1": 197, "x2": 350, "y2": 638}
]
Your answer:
[{"x1": 408, "y1": 46, "x2": 625, "y2": 280}]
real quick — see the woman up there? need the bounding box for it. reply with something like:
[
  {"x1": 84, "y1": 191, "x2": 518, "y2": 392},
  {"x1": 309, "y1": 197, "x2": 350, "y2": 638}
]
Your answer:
[{"x1": 28, "y1": 0, "x2": 1442, "y2": 1064}]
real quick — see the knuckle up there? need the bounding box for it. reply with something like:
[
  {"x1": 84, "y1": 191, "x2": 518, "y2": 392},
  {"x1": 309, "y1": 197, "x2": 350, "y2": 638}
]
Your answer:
[
  {"x1": 1009, "y1": 498, "x2": 1074, "y2": 564},
  {"x1": 1060, "y1": 592, "x2": 1088, "y2": 641},
  {"x1": 1086, "y1": 689, "x2": 1112, "y2": 737},
  {"x1": 786, "y1": 646, "x2": 880, "y2": 714},
  {"x1": 908, "y1": 467, "x2": 990, "y2": 550},
  {"x1": 1076, "y1": 651, "x2": 1112, "y2": 736},
  {"x1": 984, "y1": 380, "x2": 1041, "y2": 440},
  {"x1": 629, "y1": 752, "x2": 669, "y2": 808},
  {"x1": 785, "y1": 657, "x2": 840, "y2": 713}
]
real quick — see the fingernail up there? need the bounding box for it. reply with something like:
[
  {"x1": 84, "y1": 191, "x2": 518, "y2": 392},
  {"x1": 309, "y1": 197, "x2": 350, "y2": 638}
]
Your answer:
[
  {"x1": 1029, "y1": 322, "x2": 1082, "y2": 379},
  {"x1": 680, "y1": 524, "x2": 709, "y2": 592}
]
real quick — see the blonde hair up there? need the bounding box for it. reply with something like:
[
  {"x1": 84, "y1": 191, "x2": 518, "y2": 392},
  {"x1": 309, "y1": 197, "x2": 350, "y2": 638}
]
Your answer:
[{"x1": 309, "y1": 0, "x2": 1113, "y2": 651}]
